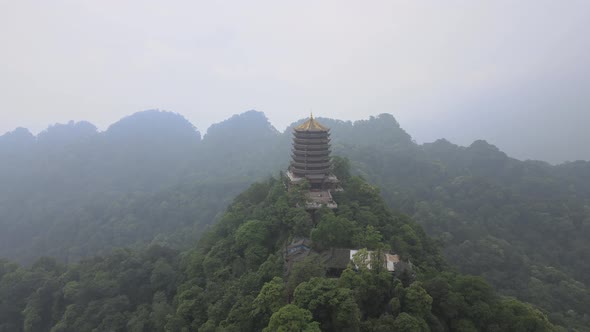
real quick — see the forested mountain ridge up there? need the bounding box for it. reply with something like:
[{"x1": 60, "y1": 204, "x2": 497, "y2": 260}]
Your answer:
[
  {"x1": 0, "y1": 110, "x2": 276, "y2": 264},
  {"x1": 0, "y1": 171, "x2": 558, "y2": 331},
  {"x1": 318, "y1": 115, "x2": 590, "y2": 328},
  {"x1": 1, "y1": 110, "x2": 589, "y2": 328}
]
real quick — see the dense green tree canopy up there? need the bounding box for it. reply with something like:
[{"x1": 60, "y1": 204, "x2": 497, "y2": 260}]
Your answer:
[{"x1": 0, "y1": 172, "x2": 562, "y2": 331}]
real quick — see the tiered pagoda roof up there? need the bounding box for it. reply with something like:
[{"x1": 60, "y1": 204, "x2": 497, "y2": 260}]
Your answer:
[
  {"x1": 287, "y1": 115, "x2": 340, "y2": 198},
  {"x1": 294, "y1": 115, "x2": 329, "y2": 132}
]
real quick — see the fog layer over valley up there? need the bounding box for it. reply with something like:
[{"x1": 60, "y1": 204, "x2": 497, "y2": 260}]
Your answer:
[{"x1": 1, "y1": 110, "x2": 589, "y2": 329}]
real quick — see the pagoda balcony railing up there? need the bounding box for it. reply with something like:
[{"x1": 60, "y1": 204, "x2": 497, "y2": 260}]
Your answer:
[
  {"x1": 291, "y1": 149, "x2": 331, "y2": 156},
  {"x1": 293, "y1": 129, "x2": 330, "y2": 135},
  {"x1": 291, "y1": 169, "x2": 330, "y2": 175},
  {"x1": 291, "y1": 171, "x2": 331, "y2": 177},
  {"x1": 292, "y1": 134, "x2": 330, "y2": 141},
  {"x1": 293, "y1": 143, "x2": 330, "y2": 150},
  {"x1": 292, "y1": 160, "x2": 330, "y2": 166},
  {"x1": 293, "y1": 138, "x2": 330, "y2": 144},
  {"x1": 291, "y1": 155, "x2": 330, "y2": 163},
  {"x1": 291, "y1": 164, "x2": 331, "y2": 171},
  {"x1": 291, "y1": 161, "x2": 332, "y2": 168}
]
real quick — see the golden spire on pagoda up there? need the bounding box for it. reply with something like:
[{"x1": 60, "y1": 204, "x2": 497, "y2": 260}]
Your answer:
[{"x1": 295, "y1": 113, "x2": 328, "y2": 131}]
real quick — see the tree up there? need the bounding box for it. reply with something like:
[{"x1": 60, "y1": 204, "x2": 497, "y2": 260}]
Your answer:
[
  {"x1": 293, "y1": 278, "x2": 361, "y2": 332},
  {"x1": 253, "y1": 277, "x2": 287, "y2": 325},
  {"x1": 263, "y1": 304, "x2": 320, "y2": 332},
  {"x1": 392, "y1": 313, "x2": 429, "y2": 332},
  {"x1": 403, "y1": 282, "x2": 433, "y2": 319},
  {"x1": 353, "y1": 225, "x2": 384, "y2": 250},
  {"x1": 339, "y1": 266, "x2": 395, "y2": 319},
  {"x1": 286, "y1": 255, "x2": 325, "y2": 296},
  {"x1": 310, "y1": 213, "x2": 358, "y2": 250},
  {"x1": 331, "y1": 156, "x2": 351, "y2": 183}
]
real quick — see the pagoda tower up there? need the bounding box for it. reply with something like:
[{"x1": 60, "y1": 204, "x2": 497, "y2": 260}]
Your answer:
[{"x1": 287, "y1": 114, "x2": 340, "y2": 209}]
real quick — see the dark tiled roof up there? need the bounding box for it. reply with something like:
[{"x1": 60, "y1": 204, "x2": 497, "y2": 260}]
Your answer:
[{"x1": 321, "y1": 248, "x2": 352, "y2": 269}]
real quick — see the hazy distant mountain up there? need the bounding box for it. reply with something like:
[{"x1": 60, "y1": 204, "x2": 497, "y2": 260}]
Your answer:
[
  {"x1": 198, "y1": 110, "x2": 283, "y2": 179},
  {"x1": 405, "y1": 80, "x2": 590, "y2": 164}
]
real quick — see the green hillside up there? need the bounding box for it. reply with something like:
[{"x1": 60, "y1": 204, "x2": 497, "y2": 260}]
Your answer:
[{"x1": 0, "y1": 172, "x2": 558, "y2": 331}]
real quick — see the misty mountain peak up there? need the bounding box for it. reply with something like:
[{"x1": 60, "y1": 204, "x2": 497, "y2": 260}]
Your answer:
[
  {"x1": 1, "y1": 127, "x2": 34, "y2": 140},
  {"x1": 465, "y1": 139, "x2": 510, "y2": 165},
  {"x1": 352, "y1": 113, "x2": 413, "y2": 148},
  {"x1": 421, "y1": 138, "x2": 461, "y2": 156},
  {"x1": 468, "y1": 140, "x2": 503, "y2": 153},
  {"x1": 430, "y1": 138, "x2": 456, "y2": 146},
  {"x1": 0, "y1": 127, "x2": 35, "y2": 149},
  {"x1": 37, "y1": 121, "x2": 98, "y2": 145},
  {"x1": 374, "y1": 113, "x2": 401, "y2": 127},
  {"x1": 203, "y1": 110, "x2": 278, "y2": 141},
  {"x1": 106, "y1": 110, "x2": 201, "y2": 142}
]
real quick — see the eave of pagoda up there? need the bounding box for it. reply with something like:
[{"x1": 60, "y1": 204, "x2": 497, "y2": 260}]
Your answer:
[
  {"x1": 291, "y1": 161, "x2": 332, "y2": 169},
  {"x1": 293, "y1": 137, "x2": 331, "y2": 144},
  {"x1": 293, "y1": 129, "x2": 330, "y2": 135},
  {"x1": 291, "y1": 168, "x2": 330, "y2": 175},
  {"x1": 291, "y1": 154, "x2": 330, "y2": 162},
  {"x1": 292, "y1": 149, "x2": 331, "y2": 156},
  {"x1": 293, "y1": 143, "x2": 330, "y2": 151}
]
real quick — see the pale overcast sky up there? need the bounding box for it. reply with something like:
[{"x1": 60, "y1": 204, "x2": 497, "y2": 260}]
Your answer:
[{"x1": 1, "y1": 1, "x2": 589, "y2": 162}]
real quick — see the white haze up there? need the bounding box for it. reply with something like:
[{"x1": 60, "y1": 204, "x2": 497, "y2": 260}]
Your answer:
[{"x1": 1, "y1": 1, "x2": 589, "y2": 163}]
